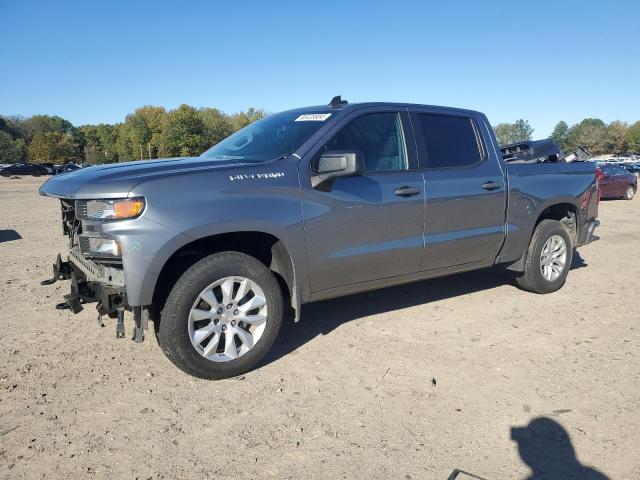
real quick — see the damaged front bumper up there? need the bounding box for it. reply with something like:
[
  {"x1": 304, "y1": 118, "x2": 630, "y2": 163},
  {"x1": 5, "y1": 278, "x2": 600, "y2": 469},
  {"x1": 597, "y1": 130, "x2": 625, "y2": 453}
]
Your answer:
[
  {"x1": 42, "y1": 250, "x2": 149, "y2": 342},
  {"x1": 43, "y1": 248, "x2": 127, "y2": 315}
]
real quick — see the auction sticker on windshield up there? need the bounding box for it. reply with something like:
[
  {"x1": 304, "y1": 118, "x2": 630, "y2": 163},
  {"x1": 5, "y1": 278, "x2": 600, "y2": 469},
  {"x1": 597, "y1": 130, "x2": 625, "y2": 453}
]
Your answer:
[{"x1": 295, "y1": 113, "x2": 332, "y2": 122}]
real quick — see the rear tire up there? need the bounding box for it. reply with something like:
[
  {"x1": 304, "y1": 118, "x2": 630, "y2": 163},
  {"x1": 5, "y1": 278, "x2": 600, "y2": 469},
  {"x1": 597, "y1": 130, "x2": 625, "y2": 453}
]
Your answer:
[
  {"x1": 516, "y1": 219, "x2": 573, "y2": 294},
  {"x1": 158, "y1": 251, "x2": 283, "y2": 379},
  {"x1": 624, "y1": 185, "x2": 635, "y2": 200}
]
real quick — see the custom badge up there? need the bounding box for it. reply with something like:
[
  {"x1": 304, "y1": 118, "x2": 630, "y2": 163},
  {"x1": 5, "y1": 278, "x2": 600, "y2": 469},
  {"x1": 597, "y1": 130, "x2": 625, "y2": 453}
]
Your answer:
[{"x1": 229, "y1": 172, "x2": 285, "y2": 181}]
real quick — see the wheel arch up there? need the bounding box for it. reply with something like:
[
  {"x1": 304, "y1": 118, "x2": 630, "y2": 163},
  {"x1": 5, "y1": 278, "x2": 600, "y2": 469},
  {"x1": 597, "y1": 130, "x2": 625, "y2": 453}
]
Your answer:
[
  {"x1": 506, "y1": 201, "x2": 579, "y2": 272},
  {"x1": 534, "y1": 202, "x2": 579, "y2": 245},
  {"x1": 150, "y1": 231, "x2": 298, "y2": 321}
]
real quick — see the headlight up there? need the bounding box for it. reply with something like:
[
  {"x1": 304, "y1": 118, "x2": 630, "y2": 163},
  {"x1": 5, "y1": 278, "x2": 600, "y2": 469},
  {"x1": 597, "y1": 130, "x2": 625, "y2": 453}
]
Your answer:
[
  {"x1": 79, "y1": 236, "x2": 121, "y2": 258},
  {"x1": 77, "y1": 197, "x2": 145, "y2": 221}
]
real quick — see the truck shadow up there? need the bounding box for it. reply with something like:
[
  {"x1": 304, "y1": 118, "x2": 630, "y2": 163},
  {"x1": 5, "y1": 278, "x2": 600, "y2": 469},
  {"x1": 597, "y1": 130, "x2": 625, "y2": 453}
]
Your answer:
[
  {"x1": 262, "y1": 254, "x2": 588, "y2": 367},
  {"x1": 0, "y1": 229, "x2": 22, "y2": 244}
]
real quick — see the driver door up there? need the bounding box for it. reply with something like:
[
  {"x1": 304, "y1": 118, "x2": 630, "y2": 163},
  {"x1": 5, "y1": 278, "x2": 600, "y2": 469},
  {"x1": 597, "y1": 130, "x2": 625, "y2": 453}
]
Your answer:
[{"x1": 300, "y1": 109, "x2": 425, "y2": 293}]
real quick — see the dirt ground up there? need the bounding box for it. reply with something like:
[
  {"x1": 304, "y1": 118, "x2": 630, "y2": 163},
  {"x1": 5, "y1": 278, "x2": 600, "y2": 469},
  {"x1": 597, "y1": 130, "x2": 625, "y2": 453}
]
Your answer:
[{"x1": 0, "y1": 176, "x2": 638, "y2": 480}]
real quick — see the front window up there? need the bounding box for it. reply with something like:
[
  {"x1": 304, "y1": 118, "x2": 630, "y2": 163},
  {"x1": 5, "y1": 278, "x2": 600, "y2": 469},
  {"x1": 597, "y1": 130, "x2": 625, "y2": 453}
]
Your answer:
[
  {"x1": 201, "y1": 110, "x2": 332, "y2": 163},
  {"x1": 323, "y1": 112, "x2": 408, "y2": 172}
]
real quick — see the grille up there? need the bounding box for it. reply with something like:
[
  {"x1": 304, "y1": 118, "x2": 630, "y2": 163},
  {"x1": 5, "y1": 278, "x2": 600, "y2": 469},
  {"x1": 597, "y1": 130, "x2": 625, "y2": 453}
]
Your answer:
[
  {"x1": 60, "y1": 199, "x2": 77, "y2": 237},
  {"x1": 75, "y1": 200, "x2": 88, "y2": 219},
  {"x1": 78, "y1": 236, "x2": 91, "y2": 255}
]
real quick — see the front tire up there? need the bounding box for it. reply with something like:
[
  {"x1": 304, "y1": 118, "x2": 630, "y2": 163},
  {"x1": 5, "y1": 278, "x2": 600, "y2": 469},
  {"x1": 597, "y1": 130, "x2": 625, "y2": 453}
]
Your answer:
[
  {"x1": 158, "y1": 251, "x2": 283, "y2": 379},
  {"x1": 516, "y1": 219, "x2": 573, "y2": 294}
]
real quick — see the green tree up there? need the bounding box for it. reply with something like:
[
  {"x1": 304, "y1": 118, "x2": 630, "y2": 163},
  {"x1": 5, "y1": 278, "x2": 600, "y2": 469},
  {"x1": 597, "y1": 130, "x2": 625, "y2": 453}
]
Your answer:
[
  {"x1": 567, "y1": 118, "x2": 607, "y2": 155},
  {"x1": 493, "y1": 123, "x2": 514, "y2": 145},
  {"x1": 28, "y1": 131, "x2": 62, "y2": 163},
  {"x1": 626, "y1": 121, "x2": 640, "y2": 153},
  {"x1": 57, "y1": 132, "x2": 83, "y2": 162},
  {"x1": 115, "y1": 122, "x2": 134, "y2": 161},
  {"x1": 122, "y1": 106, "x2": 166, "y2": 159},
  {"x1": 512, "y1": 119, "x2": 534, "y2": 142},
  {"x1": 0, "y1": 131, "x2": 25, "y2": 163},
  {"x1": 229, "y1": 107, "x2": 265, "y2": 131},
  {"x1": 21, "y1": 115, "x2": 74, "y2": 139},
  {"x1": 3, "y1": 105, "x2": 268, "y2": 164},
  {"x1": 199, "y1": 108, "x2": 233, "y2": 150},
  {"x1": 161, "y1": 104, "x2": 206, "y2": 157},
  {"x1": 1, "y1": 116, "x2": 33, "y2": 148},
  {"x1": 605, "y1": 121, "x2": 628, "y2": 154},
  {"x1": 27, "y1": 131, "x2": 82, "y2": 163},
  {"x1": 550, "y1": 121, "x2": 570, "y2": 151},
  {"x1": 493, "y1": 119, "x2": 533, "y2": 145}
]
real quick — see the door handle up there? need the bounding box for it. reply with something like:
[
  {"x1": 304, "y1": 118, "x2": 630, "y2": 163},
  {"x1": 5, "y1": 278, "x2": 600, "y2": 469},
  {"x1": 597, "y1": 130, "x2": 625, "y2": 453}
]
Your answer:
[
  {"x1": 394, "y1": 186, "x2": 420, "y2": 197},
  {"x1": 481, "y1": 181, "x2": 501, "y2": 191}
]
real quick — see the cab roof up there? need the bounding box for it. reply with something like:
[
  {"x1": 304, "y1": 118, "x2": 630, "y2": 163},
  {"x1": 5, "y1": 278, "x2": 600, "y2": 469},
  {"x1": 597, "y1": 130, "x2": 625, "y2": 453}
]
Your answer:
[{"x1": 282, "y1": 97, "x2": 482, "y2": 118}]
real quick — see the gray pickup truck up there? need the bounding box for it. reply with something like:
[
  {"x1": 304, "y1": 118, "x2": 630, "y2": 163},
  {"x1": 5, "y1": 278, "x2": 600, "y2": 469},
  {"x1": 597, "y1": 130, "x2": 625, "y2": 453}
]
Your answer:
[{"x1": 40, "y1": 97, "x2": 599, "y2": 379}]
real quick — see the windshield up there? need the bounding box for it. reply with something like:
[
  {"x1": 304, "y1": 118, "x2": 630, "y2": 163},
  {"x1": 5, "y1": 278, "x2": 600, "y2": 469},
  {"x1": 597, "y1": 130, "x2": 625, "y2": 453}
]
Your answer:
[{"x1": 201, "y1": 110, "x2": 333, "y2": 162}]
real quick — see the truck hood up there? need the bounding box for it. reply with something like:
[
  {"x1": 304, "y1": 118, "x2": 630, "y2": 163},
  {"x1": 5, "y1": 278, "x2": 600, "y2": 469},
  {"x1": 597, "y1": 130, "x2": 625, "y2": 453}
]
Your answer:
[{"x1": 39, "y1": 156, "x2": 249, "y2": 199}]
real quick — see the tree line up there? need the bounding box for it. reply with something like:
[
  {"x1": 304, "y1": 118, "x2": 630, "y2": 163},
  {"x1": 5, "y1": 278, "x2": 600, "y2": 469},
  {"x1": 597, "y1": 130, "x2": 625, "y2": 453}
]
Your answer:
[
  {"x1": 493, "y1": 118, "x2": 640, "y2": 155},
  {"x1": 2, "y1": 106, "x2": 640, "y2": 164},
  {"x1": 0, "y1": 105, "x2": 264, "y2": 164}
]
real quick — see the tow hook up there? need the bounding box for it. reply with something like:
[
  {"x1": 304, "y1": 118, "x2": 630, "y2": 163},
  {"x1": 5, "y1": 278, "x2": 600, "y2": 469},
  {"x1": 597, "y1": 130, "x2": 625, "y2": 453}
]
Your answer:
[
  {"x1": 40, "y1": 254, "x2": 72, "y2": 285},
  {"x1": 56, "y1": 293, "x2": 84, "y2": 314},
  {"x1": 113, "y1": 307, "x2": 148, "y2": 342},
  {"x1": 132, "y1": 306, "x2": 149, "y2": 343},
  {"x1": 115, "y1": 308, "x2": 126, "y2": 339}
]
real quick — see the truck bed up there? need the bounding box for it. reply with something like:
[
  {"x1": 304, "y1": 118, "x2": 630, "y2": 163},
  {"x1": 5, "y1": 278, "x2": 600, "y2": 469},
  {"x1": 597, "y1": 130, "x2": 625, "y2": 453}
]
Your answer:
[{"x1": 496, "y1": 160, "x2": 599, "y2": 265}]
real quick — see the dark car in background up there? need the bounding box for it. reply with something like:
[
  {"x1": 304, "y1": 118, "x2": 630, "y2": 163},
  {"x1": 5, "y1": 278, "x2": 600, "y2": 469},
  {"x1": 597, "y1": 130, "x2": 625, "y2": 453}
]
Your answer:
[
  {"x1": 0, "y1": 163, "x2": 49, "y2": 177},
  {"x1": 619, "y1": 162, "x2": 640, "y2": 178},
  {"x1": 53, "y1": 163, "x2": 82, "y2": 175},
  {"x1": 597, "y1": 164, "x2": 637, "y2": 200}
]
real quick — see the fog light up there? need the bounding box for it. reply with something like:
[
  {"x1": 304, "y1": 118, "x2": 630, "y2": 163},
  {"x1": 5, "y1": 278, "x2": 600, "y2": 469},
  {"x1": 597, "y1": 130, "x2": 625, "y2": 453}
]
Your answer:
[{"x1": 80, "y1": 236, "x2": 121, "y2": 258}]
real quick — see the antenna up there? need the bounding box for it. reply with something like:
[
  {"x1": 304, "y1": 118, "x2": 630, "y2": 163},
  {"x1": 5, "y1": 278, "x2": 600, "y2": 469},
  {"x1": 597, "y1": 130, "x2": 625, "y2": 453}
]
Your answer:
[{"x1": 329, "y1": 95, "x2": 348, "y2": 107}]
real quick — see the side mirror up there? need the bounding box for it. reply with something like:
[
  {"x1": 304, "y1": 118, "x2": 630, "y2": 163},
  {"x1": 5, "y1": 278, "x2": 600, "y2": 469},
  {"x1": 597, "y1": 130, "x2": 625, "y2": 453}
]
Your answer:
[
  {"x1": 311, "y1": 151, "x2": 364, "y2": 190},
  {"x1": 602, "y1": 172, "x2": 610, "y2": 178}
]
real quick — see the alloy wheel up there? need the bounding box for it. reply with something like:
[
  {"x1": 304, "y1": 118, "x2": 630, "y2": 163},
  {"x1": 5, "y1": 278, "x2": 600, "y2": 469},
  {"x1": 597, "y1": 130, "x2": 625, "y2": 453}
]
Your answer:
[
  {"x1": 540, "y1": 235, "x2": 567, "y2": 282},
  {"x1": 188, "y1": 276, "x2": 268, "y2": 362}
]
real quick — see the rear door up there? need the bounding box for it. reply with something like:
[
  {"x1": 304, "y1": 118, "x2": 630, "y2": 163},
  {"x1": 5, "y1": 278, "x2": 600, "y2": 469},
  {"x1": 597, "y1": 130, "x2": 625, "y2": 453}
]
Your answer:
[
  {"x1": 598, "y1": 165, "x2": 616, "y2": 196},
  {"x1": 411, "y1": 110, "x2": 506, "y2": 271}
]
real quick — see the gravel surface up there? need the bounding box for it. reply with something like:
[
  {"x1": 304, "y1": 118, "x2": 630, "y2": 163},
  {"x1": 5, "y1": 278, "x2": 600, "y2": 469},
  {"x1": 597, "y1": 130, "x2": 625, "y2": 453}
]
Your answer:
[{"x1": 1, "y1": 176, "x2": 638, "y2": 479}]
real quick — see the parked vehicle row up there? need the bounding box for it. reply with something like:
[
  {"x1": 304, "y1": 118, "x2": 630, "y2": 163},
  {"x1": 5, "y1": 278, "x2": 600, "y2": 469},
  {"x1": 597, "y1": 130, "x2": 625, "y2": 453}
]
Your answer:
[
  {"x1": 619, "y1": 162, "x2": 640, "y2": 177},
  {"x1": 0, "y1": 162, "x2": 82, "y2": 177},
  {"x1": 1, "y1": 163, "x2": 49, "y2": 177},
  {"x1": 591, "y1": 157, "x2": 640, "y2": 178}
]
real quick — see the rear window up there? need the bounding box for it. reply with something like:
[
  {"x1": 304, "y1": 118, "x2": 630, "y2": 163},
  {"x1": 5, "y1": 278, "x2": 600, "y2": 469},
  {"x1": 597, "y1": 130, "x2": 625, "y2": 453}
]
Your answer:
[{"x1": 416, "y1": 113, "x2": 483, "y2": 169}]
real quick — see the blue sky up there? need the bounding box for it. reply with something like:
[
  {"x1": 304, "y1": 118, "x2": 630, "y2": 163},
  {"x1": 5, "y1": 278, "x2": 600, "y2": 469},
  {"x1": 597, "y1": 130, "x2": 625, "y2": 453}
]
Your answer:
[{"x1": 1, "y1": 0, "x2": 639, "y2": 136}]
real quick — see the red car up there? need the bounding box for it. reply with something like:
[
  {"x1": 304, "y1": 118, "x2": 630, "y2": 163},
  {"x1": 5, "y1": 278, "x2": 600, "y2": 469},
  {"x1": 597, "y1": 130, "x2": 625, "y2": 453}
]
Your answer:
[{"x1": 597, "y1": 164, "x2": 637, "y2": 200}]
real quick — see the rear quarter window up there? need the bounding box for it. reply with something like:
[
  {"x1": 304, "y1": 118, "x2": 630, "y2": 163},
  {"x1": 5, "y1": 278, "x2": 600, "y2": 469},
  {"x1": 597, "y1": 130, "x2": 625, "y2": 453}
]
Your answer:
[{"x1": 416, "y1": 113, "x2": 484, "y2": 169}]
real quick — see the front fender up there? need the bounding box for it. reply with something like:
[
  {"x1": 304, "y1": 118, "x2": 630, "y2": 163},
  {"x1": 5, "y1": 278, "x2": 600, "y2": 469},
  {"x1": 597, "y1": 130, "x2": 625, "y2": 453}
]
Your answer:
[{"x1": 120, "y1": 161, "x2": 308, "y2": 306}]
